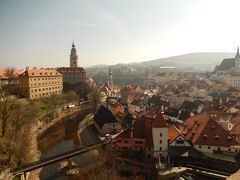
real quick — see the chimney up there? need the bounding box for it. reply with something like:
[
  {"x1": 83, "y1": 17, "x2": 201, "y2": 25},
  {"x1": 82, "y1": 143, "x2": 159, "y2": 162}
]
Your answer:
[
  {"x1": 226, "y1": 98, "x2": 229, "y2": 103},
  {"x1": 130, "y1": 119, "x2": 135, "y2": 138},
  {"x1": 219, "y1": 98, "x2": 222, "y2": 106}
]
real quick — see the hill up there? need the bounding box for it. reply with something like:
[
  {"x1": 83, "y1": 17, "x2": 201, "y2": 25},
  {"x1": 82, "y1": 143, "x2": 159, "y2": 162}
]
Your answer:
[
  {"x1": 134, "y1": 52, "x2": 234, "y2": 71},
  {"x1": 86, "y1": 52, "x2": 235, "y2": 71}
]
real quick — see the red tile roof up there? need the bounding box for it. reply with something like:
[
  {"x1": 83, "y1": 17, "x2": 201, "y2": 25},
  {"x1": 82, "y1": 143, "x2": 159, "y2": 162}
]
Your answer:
[
  {"x1": 0, "y1": 69, "x2": 20, "y2": 79},
  {"x1": 232, "y1": 122, "x2": 240, "y2": 141},
  {"x1": 19, "y1": 69, "x2": 61, "y2": 77},
  {"x1": 116, "y1": 109, "x2": 168, "y2": 148},
  {"x1": 116, "y1": 118, "x2": 145, "y2": 139},
  {"x1": 144, "y1": 116, "x2": 154, "y2": 147},
  {"x1": 180, "y1": 113, "x2": 239, "y2": 147},
  {"x1": 152, "y1": 111, "x2": 168, "y2": 128},
  {"x1": 114, "y1": 111, "x2": 126, "y2": 122},
  {"x1": 168, "y1": 125, "x2": 181, "y2": 144}
]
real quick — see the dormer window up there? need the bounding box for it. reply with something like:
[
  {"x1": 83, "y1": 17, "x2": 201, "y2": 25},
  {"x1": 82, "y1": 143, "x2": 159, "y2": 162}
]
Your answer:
[
  {"x1": 211, "y1": 125, "x2": 216, "y2": 130},
  {"x1": 40, "y1": 73, "x2": 42, "y2": 75},
  {"x1": 203, "y1": 134, "x2": 208, "y2": 139},
  {"x1": 215, "y1": 135, "x2": 220, "y2": 140},
  {"x1": 32, "y1": 73, "x2": 34, "y2": 75},
  {"x1": 227, "y1": 136, "x2": 232, "y2": 141}
]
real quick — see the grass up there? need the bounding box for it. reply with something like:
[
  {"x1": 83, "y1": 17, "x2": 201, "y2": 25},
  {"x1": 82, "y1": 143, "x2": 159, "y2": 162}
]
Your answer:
[{"x1": 11, "y1": 92, "x2": 78, "y2": 123}]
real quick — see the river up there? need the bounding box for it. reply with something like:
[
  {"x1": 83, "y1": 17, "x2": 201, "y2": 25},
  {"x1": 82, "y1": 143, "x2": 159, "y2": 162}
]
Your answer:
[{"x1": 37, "y1": 109, "x2": 100, "y2": 180}]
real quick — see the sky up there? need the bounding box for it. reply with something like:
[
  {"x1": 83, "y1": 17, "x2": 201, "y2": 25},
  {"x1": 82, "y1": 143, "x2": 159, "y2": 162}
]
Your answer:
[{"x1": 1, "y1": 0, "x2": 240, "y2": 69}]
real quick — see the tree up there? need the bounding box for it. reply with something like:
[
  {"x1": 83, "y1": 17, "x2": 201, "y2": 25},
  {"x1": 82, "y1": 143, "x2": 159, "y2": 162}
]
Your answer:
[
  {"x1": 5, "y1": 67, "x2": 15, "y2": 85},
  {"x1": 7, "y1": 103, "x2": 23, "y2": 164},
  {"x1": 71, "y1": 144, "x2": 126, "y2": 179},
  {"x1": 0, "y1": 87, "x2": 11, "y2": 137}
]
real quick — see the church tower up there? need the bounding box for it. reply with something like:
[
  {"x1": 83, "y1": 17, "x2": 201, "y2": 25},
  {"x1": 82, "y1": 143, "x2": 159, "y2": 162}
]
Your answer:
[
  {"x1": 70, "y1": 42, "x2": 78, "y2": 67},
  {"x1": 108, "y1": 68, "x2": 113, "y2": 91},
  {"x1": 235, "y1": 46, "x2": 240, "y2": 70}
]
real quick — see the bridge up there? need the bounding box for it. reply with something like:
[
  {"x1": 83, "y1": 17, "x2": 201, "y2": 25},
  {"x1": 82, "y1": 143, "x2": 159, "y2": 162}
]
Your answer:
[{"x1": 12, "y1": 140, "x2": 111, "y2": 179}]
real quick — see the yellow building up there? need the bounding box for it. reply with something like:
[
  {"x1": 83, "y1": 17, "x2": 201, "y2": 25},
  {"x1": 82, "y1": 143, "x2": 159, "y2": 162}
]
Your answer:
[
  {"x1": 154, "y1": 73, "x2": 178, "y2": 84},
  {"x1": 18, "y1": 69, "x2": 63, "y2": 99}
]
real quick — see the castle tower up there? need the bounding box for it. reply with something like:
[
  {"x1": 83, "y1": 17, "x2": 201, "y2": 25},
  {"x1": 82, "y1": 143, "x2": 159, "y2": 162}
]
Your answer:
[{"x1": 70, "y1": 42, "x2": 78, "y2": 67}]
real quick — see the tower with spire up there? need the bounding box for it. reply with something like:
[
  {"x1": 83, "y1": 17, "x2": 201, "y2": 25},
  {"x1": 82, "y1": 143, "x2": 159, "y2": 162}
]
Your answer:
[
  {"x1": 235, "y1": 46, "x2": 240, "y2": 72},
  {"x1": 57, "y1": 42, "x2": 86, "y2": 84},
  {"x1": 108, "y1": 67, "x2": 113, "y2": 92},
  {"x1": 70, "y1": 42, "x2": 78, "y2": 68}
]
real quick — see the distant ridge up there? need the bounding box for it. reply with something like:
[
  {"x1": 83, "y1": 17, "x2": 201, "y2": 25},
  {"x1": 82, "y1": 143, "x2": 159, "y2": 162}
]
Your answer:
[
  {"x1": 85, "y1": 64, "x2": 109, "y2": 69},
  {"x1": 86, "y1": 52, "x2": 235, "y2": 71}
]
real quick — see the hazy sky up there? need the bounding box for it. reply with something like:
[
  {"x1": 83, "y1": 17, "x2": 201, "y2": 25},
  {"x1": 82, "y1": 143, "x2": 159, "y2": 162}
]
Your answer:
[{"x1": 1, "y1": 0, "x2": 240, "y2": 69}]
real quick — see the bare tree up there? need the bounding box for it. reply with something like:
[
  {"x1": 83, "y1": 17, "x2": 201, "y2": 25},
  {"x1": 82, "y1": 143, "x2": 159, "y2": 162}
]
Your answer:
[
  {"x1": 5, "y1": 67, "x2": 16, "y2": 85},
  {"x1": 0, "y1": 87, "x2": 11, "y2": 137},
  {"x1": 7, "y1": 103, "x2": 23, "y2": 164}
]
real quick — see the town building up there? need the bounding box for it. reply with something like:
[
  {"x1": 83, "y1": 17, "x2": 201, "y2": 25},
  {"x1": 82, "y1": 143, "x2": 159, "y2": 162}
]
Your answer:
[
  {"x1": 57, "y1": 43, "x2": 86, "y2": 84},
  {"x1": 179, "y1": 113, "x2": 240, "y2": 158},
  {"x1": 0, "y1": 69, "x2": 20, "y2": 87},
  {"x1": 212, "y1": 47, "x2": 240, "y2": 89},
  {"x1": 120, "y1": 85, "x2": 143, "y2": 104},
  {"x1": 18, "y1": 69, "x2": 63, "y2": 99},
  {"x1": 168, "y1": 125, "x2": 191, "y2": 147},
  {"x1": 154, "y1": 73, "x2": 178, "y2": 85},
  {"x1": 94, "y1": 105, "x2": 122, "y2": 134},
  {"x1": 116, "y1": 110, "x2": 168, "y2": 158}
]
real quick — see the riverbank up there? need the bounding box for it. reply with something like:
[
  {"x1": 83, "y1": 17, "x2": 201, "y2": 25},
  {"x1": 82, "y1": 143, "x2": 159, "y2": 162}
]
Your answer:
[{"x1": 24, "y1": 106, "x2": 91, "y2": 180}]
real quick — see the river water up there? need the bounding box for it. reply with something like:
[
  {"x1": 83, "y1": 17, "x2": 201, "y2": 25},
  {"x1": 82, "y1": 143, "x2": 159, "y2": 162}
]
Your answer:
[{"x1": 37, "y1": 110, "x2": 100, "y2": 180}]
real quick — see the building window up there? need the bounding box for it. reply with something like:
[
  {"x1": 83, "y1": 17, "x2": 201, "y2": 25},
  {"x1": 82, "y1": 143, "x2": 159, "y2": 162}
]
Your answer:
[
  {"x1": 135, "y1": 141, "x2": 142, "y2": 144},
  {"x1": 176, "y1": 140, "x2": 184, "y2": 144},
  {"x1": 159, "y1": 147, "x2": 162, "y2": 151},
  {"x1": 208, "y1": 146, "x2": 210, "y2": 149},
  {"x1": 160, "y1": 133, "x2": 162, "y2": 137},
  {"x1": 199, "y1": 145, "x2": 201, "y2": 149},
  {"x1": 228, "y1": 148, "x2": 231, "y2": 152},
  {"x1": 160, "y1": 140, "x2": 162, "y2": 144}
]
